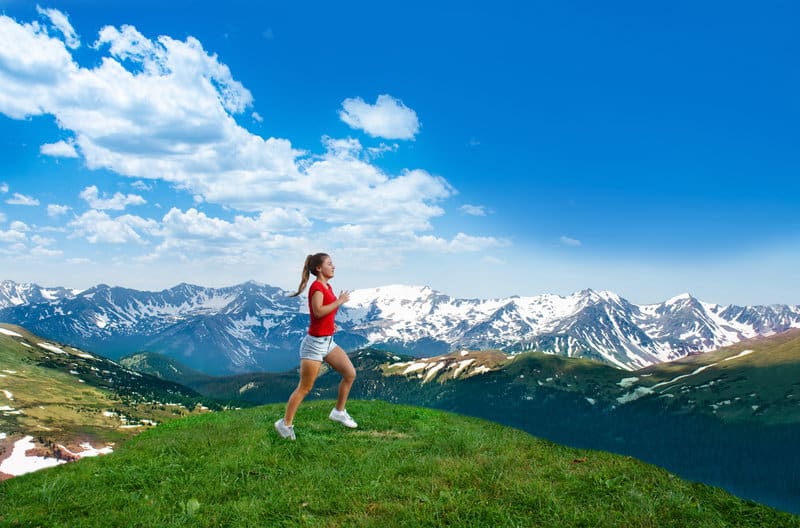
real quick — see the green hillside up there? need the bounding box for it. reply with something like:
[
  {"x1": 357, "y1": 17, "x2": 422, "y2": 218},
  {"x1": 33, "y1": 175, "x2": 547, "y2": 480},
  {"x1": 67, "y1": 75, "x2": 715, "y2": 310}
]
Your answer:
[
  {"x1": 0, "y1": 323, "x2": 218, "y2": 453},
  {"x1": 620, "y1": 328, "x2": 800, "y2": 424},
  {"x1": 1, "y1": 400, "x2": 797, "y2": 528},
  {"x1": 119, "y1": 351, "x2": 215, "y2": 387}
]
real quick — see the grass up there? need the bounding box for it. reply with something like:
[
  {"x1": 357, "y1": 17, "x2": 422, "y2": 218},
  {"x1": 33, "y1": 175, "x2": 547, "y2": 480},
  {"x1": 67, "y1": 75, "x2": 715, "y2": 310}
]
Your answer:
[{"x1": 1, "y1": 400, "x2": 797, "y2": 527}]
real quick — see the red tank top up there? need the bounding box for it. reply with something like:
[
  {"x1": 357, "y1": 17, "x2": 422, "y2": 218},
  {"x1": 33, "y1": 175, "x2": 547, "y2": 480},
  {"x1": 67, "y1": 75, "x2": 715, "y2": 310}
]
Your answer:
[{"x1": 308, "y1": 280, "x2": 337, "y2": 336}]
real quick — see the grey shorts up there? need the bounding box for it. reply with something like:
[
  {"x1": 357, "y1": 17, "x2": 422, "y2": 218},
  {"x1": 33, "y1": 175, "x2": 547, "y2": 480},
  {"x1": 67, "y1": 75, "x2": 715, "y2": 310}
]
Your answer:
[{"x1": 299, "y1": 334, "x2": 337, "y2": 362}]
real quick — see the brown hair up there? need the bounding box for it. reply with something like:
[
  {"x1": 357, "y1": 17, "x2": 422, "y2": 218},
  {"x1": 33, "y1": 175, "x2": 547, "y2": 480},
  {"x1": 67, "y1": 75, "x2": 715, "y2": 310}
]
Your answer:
[{"x1": 289, "y1": 253, "x2": 329, "y2": 297}]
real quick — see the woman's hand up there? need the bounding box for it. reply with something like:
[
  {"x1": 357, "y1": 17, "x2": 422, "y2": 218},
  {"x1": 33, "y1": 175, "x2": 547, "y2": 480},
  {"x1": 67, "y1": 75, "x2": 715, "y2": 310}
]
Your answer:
[{"x1": 338, "y1": 290, "x2": 351, "y2": 306}]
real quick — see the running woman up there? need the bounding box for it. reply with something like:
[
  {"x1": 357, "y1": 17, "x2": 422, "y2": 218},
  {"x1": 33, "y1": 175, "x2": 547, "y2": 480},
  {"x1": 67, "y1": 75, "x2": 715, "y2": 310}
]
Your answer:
[{"x1": 275, "y1": 253, "x2": 357, "y2": 440}]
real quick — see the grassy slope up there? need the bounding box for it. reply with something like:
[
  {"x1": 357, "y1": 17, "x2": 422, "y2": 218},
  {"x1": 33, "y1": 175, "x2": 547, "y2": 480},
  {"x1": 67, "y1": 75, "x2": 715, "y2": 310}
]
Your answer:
[
  {"x1": 0, "y1": 324, "x2": 214, "y2": 448},
  {"x1": 631, "y1": 328, "x2": 800, "y2": 424},
  {"x1": 1, "y1": 400, "x2": 797, "y2": 528}
]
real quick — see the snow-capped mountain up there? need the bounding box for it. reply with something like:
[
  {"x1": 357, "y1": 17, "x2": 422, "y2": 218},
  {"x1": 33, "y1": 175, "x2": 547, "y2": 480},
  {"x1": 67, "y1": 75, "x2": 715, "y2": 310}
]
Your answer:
[
  {"x1": 0, "y1": 280, "x2": 78, "y2": 308},
  {"x1": 0, "y1": 280, "x2": 798, "y2": 374}
]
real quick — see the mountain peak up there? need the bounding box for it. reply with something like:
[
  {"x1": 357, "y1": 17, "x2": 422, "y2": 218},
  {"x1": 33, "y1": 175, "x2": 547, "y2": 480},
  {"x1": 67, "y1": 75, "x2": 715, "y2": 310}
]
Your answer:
[{"x1": 666, "y1": 293, "x2": 694, "y2": 304}]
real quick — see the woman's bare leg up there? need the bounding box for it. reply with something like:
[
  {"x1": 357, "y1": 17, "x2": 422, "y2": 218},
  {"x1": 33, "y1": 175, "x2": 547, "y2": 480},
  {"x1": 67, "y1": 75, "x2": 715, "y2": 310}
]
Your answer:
[
  {"x1": 324, "y1": 346, "x2": 356, "y2": 411},
  {"x1": 284, "y1": 359, "x2": 322, "y2": 426}
]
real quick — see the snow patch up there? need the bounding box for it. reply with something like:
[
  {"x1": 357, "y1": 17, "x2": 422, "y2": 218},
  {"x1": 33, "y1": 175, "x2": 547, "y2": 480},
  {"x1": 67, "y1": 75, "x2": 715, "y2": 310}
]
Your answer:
[
  {"x1": 452, "y1": 359, "x2": 475, "y2": 378},
  {"x1": 57, "y1": 442, "x2": 114, "y2": 458},
  {"x1": 239, "y1": 382, "x2": 257, "y2": 394},
  {"x1": 650, "y1": 364, "x2": 716, "y2": 390},
  {"x1": 37, "y1": 342, "x2": 66, "y2": 354},
  {"x1": 95, "y1": 314, "x2": 109, "y2": 329},
  {"x1": 402, "y1": 362, "x2": 428, "y2": 375},
  {"x1": 0, "y1": 328, "x2": 23, "y2": 337},
  {"x1": 423, "y1": 362, "x2": 446, "y2": 382},
  {"x1": 617, "y1": 386, "x2": 654, "y2": 404},
  {"x1": 0, "y1": 436, "x2": 66, "y2": 476},
  {"x1": 723, "y1": 349, "x2": 754, "y2": 362},
  {"x1": 618, "y1": 377, "x2": 639, "y2": 388}
]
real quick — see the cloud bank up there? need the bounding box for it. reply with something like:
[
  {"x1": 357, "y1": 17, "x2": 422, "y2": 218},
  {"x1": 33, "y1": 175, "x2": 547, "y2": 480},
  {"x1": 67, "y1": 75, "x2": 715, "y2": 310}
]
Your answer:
[{"x1": 0, "y1": 9, "x2": 504, "y2": 270}]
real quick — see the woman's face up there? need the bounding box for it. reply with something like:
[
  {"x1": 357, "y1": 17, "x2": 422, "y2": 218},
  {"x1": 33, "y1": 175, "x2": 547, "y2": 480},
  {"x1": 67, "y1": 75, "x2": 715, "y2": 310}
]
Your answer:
[{"x1": 317, "y1": 257, "x2": 335, "y2": 279}]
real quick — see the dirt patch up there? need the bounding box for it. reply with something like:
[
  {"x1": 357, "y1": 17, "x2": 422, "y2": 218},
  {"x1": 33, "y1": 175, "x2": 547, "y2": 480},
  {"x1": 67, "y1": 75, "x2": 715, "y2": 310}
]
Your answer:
[
  {"x1": 0, "y1": 434, "x2": 16, "y2": 463},
  {"x1": 354, "y1": 430, "x2": 410, "y2": 440}
]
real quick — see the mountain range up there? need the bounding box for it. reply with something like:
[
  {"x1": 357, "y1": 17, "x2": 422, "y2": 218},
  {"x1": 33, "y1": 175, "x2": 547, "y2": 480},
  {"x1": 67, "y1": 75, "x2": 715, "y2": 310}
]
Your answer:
[{"x1": 1, "y1": 279, "x2": 799, "y2": 374}]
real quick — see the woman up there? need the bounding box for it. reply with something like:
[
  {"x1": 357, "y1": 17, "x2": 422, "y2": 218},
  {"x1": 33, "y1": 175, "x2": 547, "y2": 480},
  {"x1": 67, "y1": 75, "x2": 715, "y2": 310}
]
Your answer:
[{"x1": 275, "y1": 253, "x2": 357, "y2": 440}]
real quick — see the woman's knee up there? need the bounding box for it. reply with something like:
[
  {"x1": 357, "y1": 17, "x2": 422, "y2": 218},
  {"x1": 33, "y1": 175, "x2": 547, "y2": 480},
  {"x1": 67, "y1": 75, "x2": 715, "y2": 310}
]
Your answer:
[
  {"x1": 295, "y1": 381, "x2": 315, "y2": 396},
  {"x1": 342, "y1": 367, "x2": 356, "y2": 384}
]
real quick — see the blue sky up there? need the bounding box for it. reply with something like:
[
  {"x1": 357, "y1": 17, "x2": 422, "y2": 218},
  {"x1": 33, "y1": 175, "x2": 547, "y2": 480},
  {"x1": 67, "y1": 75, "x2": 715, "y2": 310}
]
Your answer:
[{"x1": 0, "y1": 0, "x2": 798, "y2": 305}]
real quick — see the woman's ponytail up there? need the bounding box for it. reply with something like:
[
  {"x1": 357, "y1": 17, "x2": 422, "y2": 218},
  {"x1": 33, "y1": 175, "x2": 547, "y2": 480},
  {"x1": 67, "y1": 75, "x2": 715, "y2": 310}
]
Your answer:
[{"x1": 289, "y1": 253, "x2": 329, "y2": 297}]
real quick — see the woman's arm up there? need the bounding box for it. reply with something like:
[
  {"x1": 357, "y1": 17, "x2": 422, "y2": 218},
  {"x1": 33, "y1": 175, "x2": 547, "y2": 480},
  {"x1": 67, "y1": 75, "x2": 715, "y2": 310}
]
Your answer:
[{"x1": 310, "y1": 289, "x2": 350, "y2": 319}]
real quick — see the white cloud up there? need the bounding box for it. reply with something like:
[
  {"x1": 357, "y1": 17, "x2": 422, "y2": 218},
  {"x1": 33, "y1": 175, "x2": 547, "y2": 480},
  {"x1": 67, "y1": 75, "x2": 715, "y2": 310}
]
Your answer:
[
  {"x1": 0, "y1": 212, "x2": 5, "y2": 222},
  {"x1": 36, "y1": 5, "x2": 80, "y2": 49},
  {"x1": 298, "y1": 137, "x2": 453, "y2": 234},
  {"x1": 367, "y1": 142, "x2": 398, "y2": 159},
  {"x1": 31, "y1": 235, "x2": 55, "y2": 246},
  {"x1": 560, "y1": 236, "x2": 582, "y2": 247},
  {"x1": 29, "y1": 234, "x2": 62, "y2": 257},
  {"x1": 0, "y1": 183, "x2": 8, "y2": 193},
  {"x1": 415, "y1": 232, "x2": 509, "y2": 253},
  {"x1": 150, "y1": 207, "x2": 307, "y2": 262},
  {"x1": 459, "y1": 204, "x2": 489, "y2": 216},
  {"x1": 131, "y1": 180, "x2": 152, "y2": 191},
  {"x1": 31, "y1": 246, "x2": 63, "y2": 257},
  {"x1": 40, "y1": 140, "x2": 79, "y2": 158},
  {"x1": 252, "y1": 111, "x2": 263, "y2": 122},
  {"x1": 0, "y1": 11, "x2": 498, "y2": 262},
  {"x1": 0, "y1": 230, "x2": 23, "y2": 243},
  {"x1": 47, "y1": 204, "x2": 70, "y2": 217},
  {"x1": 0, "y1": 221, "x2": 29, "y2": 242},
  {"x1": 339, "y1": 94, "x2": 420, "y2": 140},
  {"x1": 6, "y1": 193, "x2": 39, "y2": 206},
  {"x1": 79, "y1": 185, "x2": 146, "y2": 210},
  {"x1": 69, "y1": 210, "x2": 159, "y2": 244},
  {"x1": 161, "y1": 207, "x2": 310, "y2": 240}
]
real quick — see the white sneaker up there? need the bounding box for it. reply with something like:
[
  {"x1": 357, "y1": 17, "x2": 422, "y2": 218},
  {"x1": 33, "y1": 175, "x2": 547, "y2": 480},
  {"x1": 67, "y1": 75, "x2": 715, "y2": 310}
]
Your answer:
[
  {"x1": 274, "y1": 418, "x2": 296, "y2": 440},
  {"x1": 329, "y1": 408, "x2": 358, "y2": 428}
]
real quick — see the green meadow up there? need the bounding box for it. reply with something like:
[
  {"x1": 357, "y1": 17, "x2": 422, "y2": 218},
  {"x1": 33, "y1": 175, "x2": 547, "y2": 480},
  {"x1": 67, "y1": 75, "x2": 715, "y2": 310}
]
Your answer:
[{"x1": 2, "y1": 400, "x2": 797, "y2": 528}]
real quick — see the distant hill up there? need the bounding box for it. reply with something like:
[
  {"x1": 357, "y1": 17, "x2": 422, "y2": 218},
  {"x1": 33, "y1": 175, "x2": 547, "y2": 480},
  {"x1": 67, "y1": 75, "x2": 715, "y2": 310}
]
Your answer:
[
  {"x1": 609, "y1": 328, "x2": 800, "y2": 425},
  {"x1": 2, "y1": 401, "x2": 797, "y2": 527},
  {"x1": 0, "y1": 323, "x2": 220, "y2": 479},
  {"x1": 119, "y1": 351, "x2": 214, "y2": 386}
]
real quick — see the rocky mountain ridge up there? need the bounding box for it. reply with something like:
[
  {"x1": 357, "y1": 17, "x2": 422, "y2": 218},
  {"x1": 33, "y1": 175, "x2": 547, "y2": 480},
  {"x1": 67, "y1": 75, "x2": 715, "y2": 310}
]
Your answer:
[{"x1": 1, "y1": 279, "x2": 798, "y2": 374}]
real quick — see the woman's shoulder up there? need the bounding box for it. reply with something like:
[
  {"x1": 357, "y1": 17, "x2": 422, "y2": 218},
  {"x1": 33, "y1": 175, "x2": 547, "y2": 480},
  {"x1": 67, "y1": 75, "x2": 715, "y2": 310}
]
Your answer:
[{"x1": 309, "y1": 280, "x2": 331, "y2": 293}]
